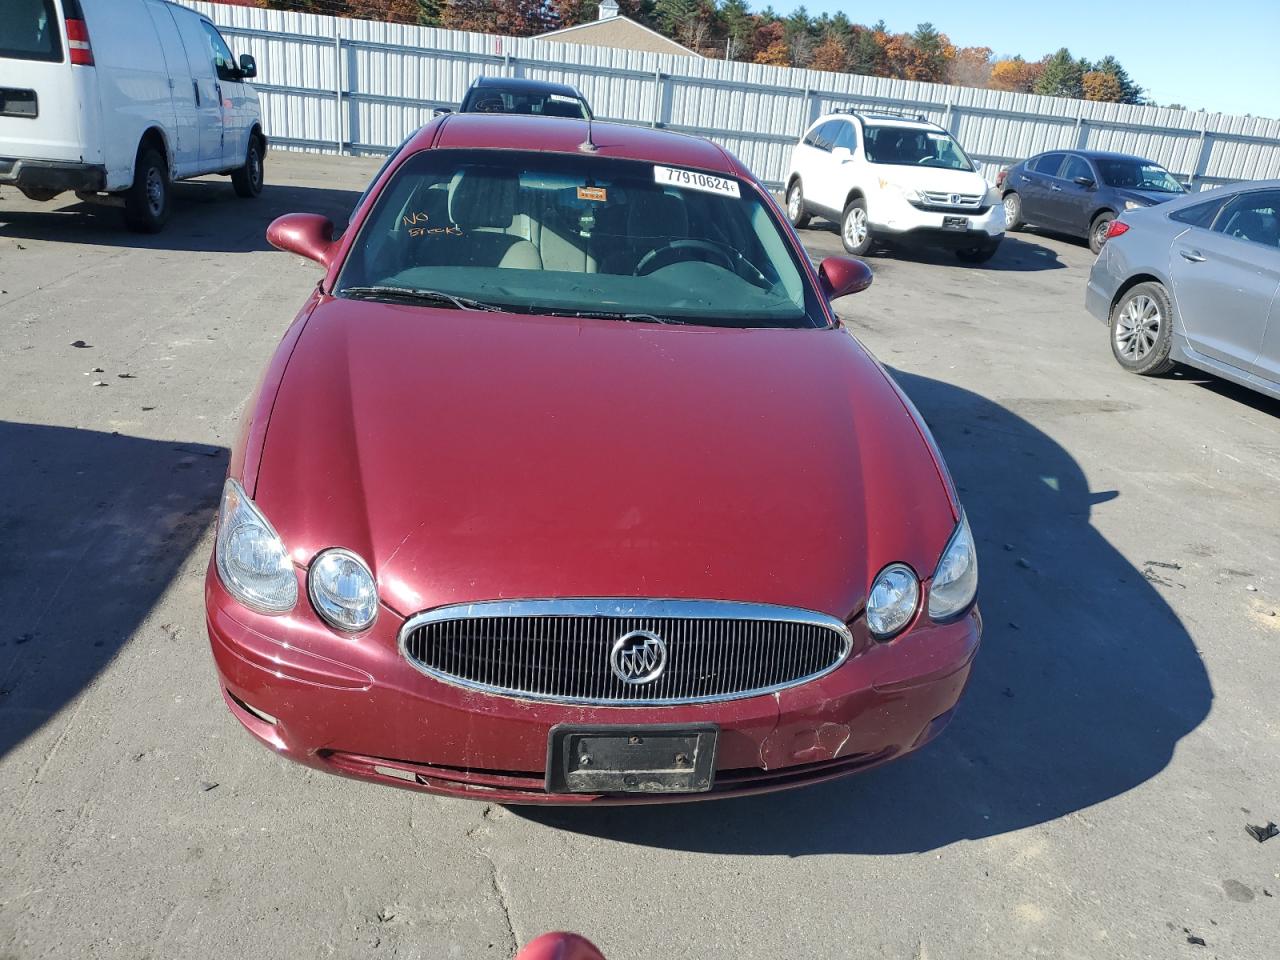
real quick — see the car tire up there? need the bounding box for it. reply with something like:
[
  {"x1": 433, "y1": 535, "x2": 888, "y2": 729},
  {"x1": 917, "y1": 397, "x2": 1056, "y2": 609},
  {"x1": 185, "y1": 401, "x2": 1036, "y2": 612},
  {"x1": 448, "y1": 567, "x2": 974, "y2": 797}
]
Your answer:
[
  {"x1": 1002, "y1": 191, "x2": 1024, "y2": 231},
  {"x1": 785, "y1": 180, "x2": 811, "y2": 229},
  {"x1": 231, "y1": 136, "x2": 265, "y2": 199},
  {"x1": 122, "y1": 147, "x2": 171, "y2": 233},
  {"x1": 955, "y1": 239, "x2": 1002, "y2": 264},
  {"x1": 1089, "y1": 212, "x2": 1115, "y2": 254},
  {"x1": 1110, "y1": 282, "x2": 1177, "y2": 376},
  {"x1": 840, "y1": 198, "x2": 873, "y2": 256}
]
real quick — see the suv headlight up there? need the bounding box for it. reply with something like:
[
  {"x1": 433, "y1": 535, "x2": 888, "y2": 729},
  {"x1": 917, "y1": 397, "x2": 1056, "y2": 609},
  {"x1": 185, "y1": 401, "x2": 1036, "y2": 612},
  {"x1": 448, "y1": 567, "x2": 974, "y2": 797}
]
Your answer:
[
  {"x1": 880, "y1": 179, "x2": 924, "y2": 205},
  {"x1": 866, "y1": 563, "x2": 920, "y2": 640},
  {"x1": 928, "y1": 514, "x2": 978, "y2": 620},
  {"x1": 215, "y1": 479, "x2": 297, "y2": 614},
  {"x1": 309, "y1": 548, "x2": 378, "y2": 632}
]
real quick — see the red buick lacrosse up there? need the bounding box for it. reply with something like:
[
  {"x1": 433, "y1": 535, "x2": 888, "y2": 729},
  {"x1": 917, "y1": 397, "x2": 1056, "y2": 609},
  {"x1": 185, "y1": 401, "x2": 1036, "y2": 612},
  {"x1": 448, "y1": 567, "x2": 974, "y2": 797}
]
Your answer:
[{"x1": 205, "y1": 114, "x2": 980, "y2": 803}]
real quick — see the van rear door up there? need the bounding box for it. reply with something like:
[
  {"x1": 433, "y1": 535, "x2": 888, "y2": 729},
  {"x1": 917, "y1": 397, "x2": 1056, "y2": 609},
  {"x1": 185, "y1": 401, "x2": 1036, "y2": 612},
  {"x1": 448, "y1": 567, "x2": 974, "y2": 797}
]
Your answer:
[{"x1": 0, "y1": 0, "x2": 98, "y2": 164}]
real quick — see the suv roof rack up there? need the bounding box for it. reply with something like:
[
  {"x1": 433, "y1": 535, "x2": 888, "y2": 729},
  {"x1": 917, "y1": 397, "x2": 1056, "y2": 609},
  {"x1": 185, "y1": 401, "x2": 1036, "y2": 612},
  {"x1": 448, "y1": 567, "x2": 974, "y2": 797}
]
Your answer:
[{"x1": 832, "y1": 107, "x2": 940, "y2": 126}]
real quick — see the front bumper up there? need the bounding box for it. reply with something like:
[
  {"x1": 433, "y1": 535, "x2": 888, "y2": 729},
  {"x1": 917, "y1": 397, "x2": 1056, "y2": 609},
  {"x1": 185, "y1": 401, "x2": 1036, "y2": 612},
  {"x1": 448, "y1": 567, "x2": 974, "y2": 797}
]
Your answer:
[
  {"x1": 869, "y1": 190, "x2": 1005, "y2": 248},
  {"x1": 205, "y1": 565, "x2": 980, "y2": 804},
  {"x1": 0, "y1": 157, "x2": 106, "y2": 195}
]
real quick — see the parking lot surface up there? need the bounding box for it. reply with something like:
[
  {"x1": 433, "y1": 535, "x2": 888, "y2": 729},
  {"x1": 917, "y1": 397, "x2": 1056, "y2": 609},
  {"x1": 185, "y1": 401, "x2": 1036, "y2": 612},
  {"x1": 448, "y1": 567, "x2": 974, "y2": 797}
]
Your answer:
[{"x1": 2, "y1": 152, "x2": 1279, "y2": 960}]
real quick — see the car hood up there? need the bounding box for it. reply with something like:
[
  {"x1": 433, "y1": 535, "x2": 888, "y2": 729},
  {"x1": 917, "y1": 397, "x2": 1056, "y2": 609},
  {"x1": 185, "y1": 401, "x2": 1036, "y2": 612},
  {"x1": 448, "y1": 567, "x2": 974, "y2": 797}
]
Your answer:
[
  {"x1": 875, "y1": 164, "x2": 989, "y2": 195},
  {"x1": 253, "y1": 298, "x2": 958, "y2": 622},
  {"x1": 1114, "y1": 187, "x2": 1184, "y2": 207}
]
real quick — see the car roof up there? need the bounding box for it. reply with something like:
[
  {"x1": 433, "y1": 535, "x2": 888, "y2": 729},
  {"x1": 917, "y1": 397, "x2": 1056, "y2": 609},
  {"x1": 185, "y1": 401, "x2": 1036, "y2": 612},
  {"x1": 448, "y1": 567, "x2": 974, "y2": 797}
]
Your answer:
[
  {"x1": 1034, "y1": 149, "x2": 1164, "y2": 163},
  {"x1": 419, "y1": 114, "x2": 740, "y2": 176},
  {"x1": 471, "y1": 75, "x2": 582, "y2": 98}
]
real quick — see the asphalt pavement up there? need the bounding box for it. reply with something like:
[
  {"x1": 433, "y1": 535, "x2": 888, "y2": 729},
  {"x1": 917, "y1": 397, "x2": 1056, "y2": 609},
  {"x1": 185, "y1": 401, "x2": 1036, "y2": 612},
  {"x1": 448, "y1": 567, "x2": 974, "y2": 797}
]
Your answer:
[{"x1": 2, "y1": 151, "x2": 1278, "y2": 960}]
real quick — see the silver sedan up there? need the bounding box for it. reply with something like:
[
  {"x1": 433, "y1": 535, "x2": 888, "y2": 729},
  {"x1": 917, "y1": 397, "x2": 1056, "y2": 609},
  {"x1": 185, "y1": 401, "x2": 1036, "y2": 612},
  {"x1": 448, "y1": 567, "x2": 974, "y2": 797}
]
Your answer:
[{"x1": 1086, "y1": 179, "x2": 1280, "y2": 400}]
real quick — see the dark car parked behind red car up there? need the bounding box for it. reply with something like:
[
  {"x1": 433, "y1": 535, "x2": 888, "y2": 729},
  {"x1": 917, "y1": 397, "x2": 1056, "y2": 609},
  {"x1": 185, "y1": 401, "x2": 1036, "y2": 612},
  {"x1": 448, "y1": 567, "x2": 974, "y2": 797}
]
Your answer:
[{"x1": 999, "y1": 150, "x2": 1186, "y2": 253}]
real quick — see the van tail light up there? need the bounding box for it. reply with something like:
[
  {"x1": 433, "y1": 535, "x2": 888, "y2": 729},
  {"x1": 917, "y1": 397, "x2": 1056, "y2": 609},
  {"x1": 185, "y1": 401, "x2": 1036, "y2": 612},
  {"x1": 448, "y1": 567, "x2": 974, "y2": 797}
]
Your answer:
[
  {"x1": 65, "y1": 19, "x2": 95, "y2": 66},
  {"x1": 1106, "y1": 220, "x2": 1130, "y2": 240}
]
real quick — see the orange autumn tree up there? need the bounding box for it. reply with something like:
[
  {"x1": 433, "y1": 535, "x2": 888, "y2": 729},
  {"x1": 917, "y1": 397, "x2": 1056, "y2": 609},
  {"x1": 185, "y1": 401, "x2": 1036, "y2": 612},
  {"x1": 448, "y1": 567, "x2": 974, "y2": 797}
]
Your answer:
[
  {"x1": 989, "y1": 56, "x2": 1045, "y2": 93},
  {"x1": 809, "y1": 35, "x2": 848, "y2": 73},
  {"x1": 1083, "y1": 70, "x2": 1124, "y2": 102}
]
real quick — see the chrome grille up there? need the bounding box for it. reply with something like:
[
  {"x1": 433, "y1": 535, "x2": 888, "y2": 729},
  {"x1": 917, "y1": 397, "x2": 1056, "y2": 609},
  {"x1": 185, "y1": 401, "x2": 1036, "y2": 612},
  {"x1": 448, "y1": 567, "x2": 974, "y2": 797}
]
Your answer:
[
  {"x1": 919, "y1": 191, "x2": 985, "y2": 210},
  {"x1": 399, "y1": 599, "x2": 853, "y2": 705}
]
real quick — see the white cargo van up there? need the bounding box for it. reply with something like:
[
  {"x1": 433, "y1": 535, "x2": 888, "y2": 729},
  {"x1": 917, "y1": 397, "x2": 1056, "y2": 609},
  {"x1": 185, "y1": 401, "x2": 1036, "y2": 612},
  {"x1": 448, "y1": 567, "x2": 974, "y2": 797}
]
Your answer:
[{"x1": 0, "y1": 0, "x2": 265, "y2": 232}]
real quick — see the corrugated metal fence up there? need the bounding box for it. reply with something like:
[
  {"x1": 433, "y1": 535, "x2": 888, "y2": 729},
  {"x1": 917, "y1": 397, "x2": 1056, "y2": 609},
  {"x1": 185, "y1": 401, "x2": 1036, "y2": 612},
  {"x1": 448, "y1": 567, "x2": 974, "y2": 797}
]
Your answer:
[{"x1": 182, "y1": 0, "x2": 1280, "y2": 191}]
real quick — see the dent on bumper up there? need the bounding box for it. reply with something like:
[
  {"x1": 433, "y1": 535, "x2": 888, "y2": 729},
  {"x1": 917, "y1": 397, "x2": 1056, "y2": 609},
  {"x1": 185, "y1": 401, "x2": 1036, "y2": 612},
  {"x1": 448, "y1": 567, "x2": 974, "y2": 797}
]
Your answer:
[{"x1": 206, "y1": 568, "x2": 980, "y2": 803}]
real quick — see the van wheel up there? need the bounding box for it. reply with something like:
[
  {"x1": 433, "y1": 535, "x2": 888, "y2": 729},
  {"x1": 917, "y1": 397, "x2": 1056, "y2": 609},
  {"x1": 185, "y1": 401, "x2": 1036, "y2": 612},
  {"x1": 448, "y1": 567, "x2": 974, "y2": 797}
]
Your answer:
[
  {"x1": 786, "y1": 180, "x2": 811, "y2": 229},
  {"x1": 232, "y1": 137, "x2": 264, "y2": 198},
  {"x1": 841, "y1": 198, "x2": 873, "y2": 256},
  {"x1": 123, "y1": 148, "x2": 171, "y2": 233}
]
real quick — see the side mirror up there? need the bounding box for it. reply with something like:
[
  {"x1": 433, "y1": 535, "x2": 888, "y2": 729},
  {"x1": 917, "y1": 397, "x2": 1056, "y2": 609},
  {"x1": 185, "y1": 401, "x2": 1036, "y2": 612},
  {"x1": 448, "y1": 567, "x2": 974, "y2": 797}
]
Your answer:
[
  {"x1": 1073, "y1": 176, "x2": 1096, "y2": 189},
  {"x1": 818, "y1": 256, "x2": 873, "y2": 300},
  {"x1": 238, "y1": 53, "x2": 257, "y2": 80},
  {"x1": 432, "y1": 106, "x2": 453, "y2": 117},
  {"x1": 267, "y1": 213, "x2": 336, "y2": 267},
  {"x1": 832, "y1": 146, "x2": 853, "y2": 163}
]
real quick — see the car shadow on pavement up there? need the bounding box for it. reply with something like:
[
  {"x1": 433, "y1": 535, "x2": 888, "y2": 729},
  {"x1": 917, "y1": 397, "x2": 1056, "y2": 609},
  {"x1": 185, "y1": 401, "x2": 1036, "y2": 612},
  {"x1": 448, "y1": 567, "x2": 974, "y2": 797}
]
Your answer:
[
  {"x1": 0, "y1": 180, "x2": 362, "y2": 253},
  {"x1": 806, "y1": 221, "x2": 1066, "y2": 272},
  {"x1": 0, "y1": 421, "x2": 225, "y2": 762},
  {"x1": 517, "y1": 370, "x2": 1212, "y2": 854}
]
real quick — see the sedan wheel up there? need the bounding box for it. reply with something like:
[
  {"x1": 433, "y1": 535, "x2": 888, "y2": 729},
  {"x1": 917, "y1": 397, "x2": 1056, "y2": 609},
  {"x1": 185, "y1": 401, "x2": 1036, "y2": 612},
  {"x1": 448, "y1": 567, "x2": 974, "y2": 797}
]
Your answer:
[{"x1": 1110, "y1": 282, "x2": 1176, "y2": 376}]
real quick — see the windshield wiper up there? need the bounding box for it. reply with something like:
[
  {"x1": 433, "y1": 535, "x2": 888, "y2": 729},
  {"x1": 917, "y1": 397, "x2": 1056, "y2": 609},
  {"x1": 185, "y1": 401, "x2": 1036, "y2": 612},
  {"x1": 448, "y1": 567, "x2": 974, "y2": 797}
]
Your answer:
[{"x1": 339, "y1": 285, "x2": 503, "y2": 312}]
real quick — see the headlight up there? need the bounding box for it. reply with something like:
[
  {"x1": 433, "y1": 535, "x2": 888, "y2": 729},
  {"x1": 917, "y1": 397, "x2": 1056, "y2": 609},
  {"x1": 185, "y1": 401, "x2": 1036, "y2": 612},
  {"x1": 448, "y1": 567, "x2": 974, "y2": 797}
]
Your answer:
[
  {"x1": 881, "y1": 179, "x2": 924, "y2": 205},
  {"x1": 215, "y1": 479, "x2": 297, "y2": 614},
  {"x1": 928, "y1": 514, "x2": 978, "y2": 620},
  {"x1": 1123, "y1": 199, "x2": 1145, "y2": 211},
  {"x1": 866, "y1": 563, "x2": 920, "y2": 640},
  {"x1": 308, "y1": 548, "x2": 378, "y2": 632}
]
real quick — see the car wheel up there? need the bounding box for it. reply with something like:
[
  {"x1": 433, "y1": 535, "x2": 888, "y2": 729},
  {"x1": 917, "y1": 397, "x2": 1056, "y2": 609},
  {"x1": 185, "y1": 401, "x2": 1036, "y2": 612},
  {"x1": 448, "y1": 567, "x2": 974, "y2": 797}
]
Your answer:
[
  {"x1": 786, "y1": 180, "x2": 811, "y2": 229},
  {"x1": 232, "y1": 136, "x2": 265, "y2": 198},
  {"x1": 955, "y1": 239, "x2": 1002, "y2": 264},
  {"x1": 1110, "y1": 282, "x2": 1176, "y2": 376},
  {"x1": 1002, "y1": 192, "x2": 1023, "y2": 231},
  {"x1": 123, "y1": 147, "x2": 171, "y2": 233},
  {"x1": 841, "y1": 198, "x2": 873, "y2": 256},
  {"x1": 1089, "y1": 212, "x2": 1115, "y2": 254}
]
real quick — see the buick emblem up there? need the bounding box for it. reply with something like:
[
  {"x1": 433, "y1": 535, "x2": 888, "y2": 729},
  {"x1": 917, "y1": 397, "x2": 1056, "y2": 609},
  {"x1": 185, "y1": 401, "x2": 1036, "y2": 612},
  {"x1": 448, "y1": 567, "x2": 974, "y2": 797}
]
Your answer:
[{"x1": 610, "y1": 630, "x2": 667, "y2": 684}]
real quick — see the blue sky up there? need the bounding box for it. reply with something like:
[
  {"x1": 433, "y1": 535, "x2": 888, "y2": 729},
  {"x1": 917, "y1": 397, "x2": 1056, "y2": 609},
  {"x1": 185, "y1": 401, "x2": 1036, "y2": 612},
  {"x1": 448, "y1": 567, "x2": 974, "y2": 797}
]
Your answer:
[{"x1": 791, "y1": 0, "x2": 1279, "y2": 118}]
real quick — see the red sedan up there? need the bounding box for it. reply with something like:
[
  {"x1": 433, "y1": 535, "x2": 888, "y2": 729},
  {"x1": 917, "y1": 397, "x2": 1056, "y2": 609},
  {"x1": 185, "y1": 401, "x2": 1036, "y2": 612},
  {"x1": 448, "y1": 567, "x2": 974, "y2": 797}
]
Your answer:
[{"x1": 205, "y1": 114, "x2": 980, "y2": 803}]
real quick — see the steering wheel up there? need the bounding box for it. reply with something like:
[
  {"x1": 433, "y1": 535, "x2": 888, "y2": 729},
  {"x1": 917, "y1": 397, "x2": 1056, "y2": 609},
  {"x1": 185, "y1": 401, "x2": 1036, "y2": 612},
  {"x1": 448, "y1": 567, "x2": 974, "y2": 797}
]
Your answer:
[{"x1": 635, "y1": 239, "x2": 735, "y2": 277}]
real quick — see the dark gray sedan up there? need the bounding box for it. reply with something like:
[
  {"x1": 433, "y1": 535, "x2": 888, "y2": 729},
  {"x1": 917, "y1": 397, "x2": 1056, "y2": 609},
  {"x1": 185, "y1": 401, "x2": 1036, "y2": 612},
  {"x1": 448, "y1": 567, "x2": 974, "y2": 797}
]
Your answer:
[
  {"x1": 1002, "y1": 151, "x2": 1186, "y2": 253},
  {"x1": 1086, "y1": 181, "x2": 1280, "y2": 400}
]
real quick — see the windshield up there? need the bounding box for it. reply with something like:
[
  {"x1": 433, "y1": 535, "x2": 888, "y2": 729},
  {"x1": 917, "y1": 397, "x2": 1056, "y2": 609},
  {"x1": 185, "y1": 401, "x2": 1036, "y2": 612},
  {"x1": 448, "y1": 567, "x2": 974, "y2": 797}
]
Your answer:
[
  {"x1": 864, "y1": 126, "x2": 974, "y2": 171},
  {"x1": 1096, "y1": 158, "x2": 1184, "y2": 193},
  {"x1": 336, "y1": 150, "x2": 823, "y2": 329},
  {"x1": 460, "y1": 87, "x2": 591, "y2": 120},
  {"x1": 1, "y1": 0, "x2": 62, "y2": 62}
]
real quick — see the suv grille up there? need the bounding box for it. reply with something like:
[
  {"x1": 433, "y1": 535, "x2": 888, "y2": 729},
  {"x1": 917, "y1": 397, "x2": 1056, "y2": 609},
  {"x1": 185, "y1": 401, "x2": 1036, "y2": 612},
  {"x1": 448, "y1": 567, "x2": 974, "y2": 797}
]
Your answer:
[
  {"x1": 399, "y1": 599, "x2": 853, "y2": 705},
  {"x1": 916, "y1": 191, "x2": 987, "y2": 212}
]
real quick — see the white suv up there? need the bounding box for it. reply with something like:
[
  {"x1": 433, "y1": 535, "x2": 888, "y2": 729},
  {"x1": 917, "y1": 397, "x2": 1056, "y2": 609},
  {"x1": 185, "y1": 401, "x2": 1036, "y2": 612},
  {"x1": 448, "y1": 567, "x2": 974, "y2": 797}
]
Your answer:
[{"x1": 785, "y1": 112, "x2": 1004, "y2": 263}]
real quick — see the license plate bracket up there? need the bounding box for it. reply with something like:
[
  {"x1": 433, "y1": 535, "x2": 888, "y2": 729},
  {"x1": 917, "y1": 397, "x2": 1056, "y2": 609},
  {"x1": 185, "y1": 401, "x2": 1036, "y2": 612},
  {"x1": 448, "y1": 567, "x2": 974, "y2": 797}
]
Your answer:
[
  {"x1": 546, "y1": 724, "x2": 718, "y2": 794},
  {"x1": 942, "y1": 216, "x2": 970, "y2": 231}
]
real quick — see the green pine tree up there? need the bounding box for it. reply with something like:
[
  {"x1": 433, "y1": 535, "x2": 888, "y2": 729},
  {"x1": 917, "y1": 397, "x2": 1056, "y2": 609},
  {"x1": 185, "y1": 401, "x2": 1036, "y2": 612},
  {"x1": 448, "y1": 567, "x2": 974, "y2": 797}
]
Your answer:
[{"x1": 1035, "y1": 47, "x2": 1084, "y2": 99}]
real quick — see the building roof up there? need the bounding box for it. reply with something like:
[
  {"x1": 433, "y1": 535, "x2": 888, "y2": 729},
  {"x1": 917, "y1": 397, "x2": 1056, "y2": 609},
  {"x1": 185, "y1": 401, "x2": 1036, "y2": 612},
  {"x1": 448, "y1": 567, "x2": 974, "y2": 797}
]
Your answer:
[
  {"x1": 416, "y1": 114, "x2": 736, "y2": 175},
  {"x1": 535, "y1": 16, "x2": 702, "y2": 59}
]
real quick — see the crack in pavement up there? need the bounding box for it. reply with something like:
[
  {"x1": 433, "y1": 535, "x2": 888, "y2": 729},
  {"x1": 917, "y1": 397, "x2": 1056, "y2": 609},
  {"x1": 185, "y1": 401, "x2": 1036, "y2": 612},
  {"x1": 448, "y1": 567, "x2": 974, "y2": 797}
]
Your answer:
[{"x1": 477, "y1": 847, "x2": 519, "y2": 955}]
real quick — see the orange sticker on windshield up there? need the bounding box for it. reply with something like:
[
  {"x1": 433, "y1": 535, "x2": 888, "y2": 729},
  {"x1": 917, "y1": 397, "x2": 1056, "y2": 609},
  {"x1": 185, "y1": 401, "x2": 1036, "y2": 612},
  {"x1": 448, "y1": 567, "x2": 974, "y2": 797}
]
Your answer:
[{"x1": 577, "y1": 186, "x2": 607, "y2": 202}]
